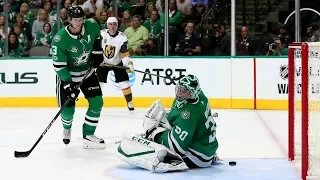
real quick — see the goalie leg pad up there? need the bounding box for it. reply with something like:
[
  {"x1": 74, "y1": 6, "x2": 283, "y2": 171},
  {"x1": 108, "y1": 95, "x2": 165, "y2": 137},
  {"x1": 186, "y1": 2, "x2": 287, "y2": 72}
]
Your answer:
[{"x1": 117, "y1": 131, "x2": 188, "y2": 173}]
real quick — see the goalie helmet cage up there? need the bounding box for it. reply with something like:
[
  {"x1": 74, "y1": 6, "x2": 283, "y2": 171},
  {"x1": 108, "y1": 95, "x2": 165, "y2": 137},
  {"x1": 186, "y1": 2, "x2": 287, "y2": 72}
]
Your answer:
[{"x1": 288, "y1": 42, "x2": 320, "y2": 180}]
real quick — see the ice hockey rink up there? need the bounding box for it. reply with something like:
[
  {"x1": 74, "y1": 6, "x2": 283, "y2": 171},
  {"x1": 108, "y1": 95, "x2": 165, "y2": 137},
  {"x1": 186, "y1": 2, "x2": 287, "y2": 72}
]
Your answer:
[{"x1": 0, "y1": 108, "x2": 299, "y2": 180}]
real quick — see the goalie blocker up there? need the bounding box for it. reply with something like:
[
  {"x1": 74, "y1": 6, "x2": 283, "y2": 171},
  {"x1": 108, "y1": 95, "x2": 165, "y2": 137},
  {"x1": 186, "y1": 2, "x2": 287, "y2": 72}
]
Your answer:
[{"x1": 117, "y1": 131, "x2": 188, "y2": 173}]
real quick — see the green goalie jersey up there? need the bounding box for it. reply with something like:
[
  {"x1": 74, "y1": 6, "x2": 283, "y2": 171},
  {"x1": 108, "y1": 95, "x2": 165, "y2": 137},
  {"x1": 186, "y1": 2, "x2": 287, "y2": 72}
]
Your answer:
[
  {"x1": 155, "y1": 91, "x2": 219, "y2": 167},
  {"x1": 51, "y1": 19, "x2": 100, "y2": 82}
]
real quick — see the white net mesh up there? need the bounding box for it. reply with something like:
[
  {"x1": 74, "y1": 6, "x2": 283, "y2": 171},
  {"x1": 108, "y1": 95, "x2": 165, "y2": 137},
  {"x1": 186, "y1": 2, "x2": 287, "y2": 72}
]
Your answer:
[
  {"x1": 306, "y1": 45, "x2": 320, "y2": 177},
  {"x1": 293, "y1": 43, "x2": 320, "y2": 178}
]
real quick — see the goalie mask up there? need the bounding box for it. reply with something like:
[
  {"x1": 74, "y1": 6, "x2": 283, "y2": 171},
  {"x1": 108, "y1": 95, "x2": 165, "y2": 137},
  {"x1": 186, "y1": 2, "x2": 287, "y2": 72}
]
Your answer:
[{"x1": 175, "y1": 74, "x2": 201, "y2": 108}]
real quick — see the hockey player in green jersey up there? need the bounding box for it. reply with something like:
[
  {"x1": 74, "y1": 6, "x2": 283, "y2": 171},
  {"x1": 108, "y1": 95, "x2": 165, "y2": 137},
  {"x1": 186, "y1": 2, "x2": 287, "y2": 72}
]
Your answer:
[
  {"x1": 117, "y1": 74, "x2": 219, "y2": 172},
  {"x1": 51, "y1": 5, "x2": 106, "y2": 149}
]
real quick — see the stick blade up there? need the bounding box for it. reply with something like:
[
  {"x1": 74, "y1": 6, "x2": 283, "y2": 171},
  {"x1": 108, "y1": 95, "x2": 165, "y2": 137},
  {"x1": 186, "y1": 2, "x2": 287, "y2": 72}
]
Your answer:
[{"x1": 14, "y1": 150, "x2": 31, "y2": 158}]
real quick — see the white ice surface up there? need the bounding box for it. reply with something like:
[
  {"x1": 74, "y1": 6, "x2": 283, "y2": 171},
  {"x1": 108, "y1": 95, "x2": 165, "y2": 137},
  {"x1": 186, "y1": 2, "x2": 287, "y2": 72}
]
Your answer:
[{"x1": 0, "y1": 108, "x2": 299, "y2": 180}]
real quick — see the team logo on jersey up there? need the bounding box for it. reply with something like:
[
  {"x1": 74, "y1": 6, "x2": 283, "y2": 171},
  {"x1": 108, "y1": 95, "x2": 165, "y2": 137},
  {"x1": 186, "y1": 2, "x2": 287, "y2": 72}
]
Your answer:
[
  {"x1": 73, "y1": 50, "x2": 90, "y2": 66},
  {"x1": 104, "y1": 45, "x2": 116, "y2": 59},
  {"x1": 71, "y1": 46, "x2": 78, "y2": 53},
  {"x1": 54, "y1": 35, "x2": 61, "y2": 42},
  {"x1": 180, "y1": 110, "x2": 190, "y2": 120}
]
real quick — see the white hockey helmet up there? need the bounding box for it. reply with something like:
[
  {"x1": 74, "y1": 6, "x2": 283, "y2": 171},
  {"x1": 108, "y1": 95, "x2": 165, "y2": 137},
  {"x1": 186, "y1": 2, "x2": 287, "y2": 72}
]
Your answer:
[{"x1": 106, "y1": 17, "x2": 118, "y2": 25}]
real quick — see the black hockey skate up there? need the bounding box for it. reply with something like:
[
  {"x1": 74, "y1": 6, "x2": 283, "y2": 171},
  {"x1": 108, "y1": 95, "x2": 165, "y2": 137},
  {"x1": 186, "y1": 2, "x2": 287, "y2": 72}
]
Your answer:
[
  {"x1": 127, "y1": 101, "x2": 134, "y2": 112},
  {"x1": 62, "y1": 128, "x2": 71, "y2": 145}
]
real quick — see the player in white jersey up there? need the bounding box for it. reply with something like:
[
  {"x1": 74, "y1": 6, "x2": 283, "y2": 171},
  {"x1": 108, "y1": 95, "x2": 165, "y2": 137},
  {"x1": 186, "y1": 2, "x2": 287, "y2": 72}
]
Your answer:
[{"x1": 96, "y1": 17, "x2": 135, "y2": 112}]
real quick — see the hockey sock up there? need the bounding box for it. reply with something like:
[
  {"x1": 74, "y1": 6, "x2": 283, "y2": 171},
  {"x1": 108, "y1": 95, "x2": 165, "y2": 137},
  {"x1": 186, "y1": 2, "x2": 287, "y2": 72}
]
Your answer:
[
  {"x1": 83, "y1": 96, "x2": 103, "y2": 136},
  {"x1": 122, "y1": 87, "x2": 132, "y2": 103},
  {"x1": 61, "y1": 107, "x2": 75, "y2": 129}
]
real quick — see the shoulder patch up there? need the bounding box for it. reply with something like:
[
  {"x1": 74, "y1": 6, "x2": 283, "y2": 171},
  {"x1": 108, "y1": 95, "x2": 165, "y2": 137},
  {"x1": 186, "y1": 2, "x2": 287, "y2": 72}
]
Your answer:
[
  {"x1": 180, "y1": 110, "x2": 190, "y2": 120},
  {"x1": 54, "y1": 35, "x2": 61, "y2": 42}
]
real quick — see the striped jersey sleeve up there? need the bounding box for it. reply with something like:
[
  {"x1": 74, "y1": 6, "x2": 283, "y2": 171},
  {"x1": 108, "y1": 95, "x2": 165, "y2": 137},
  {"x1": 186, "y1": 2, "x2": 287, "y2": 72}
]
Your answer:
[{"x1": 51, "y1": 33, "x2": 72, "y2": 82}]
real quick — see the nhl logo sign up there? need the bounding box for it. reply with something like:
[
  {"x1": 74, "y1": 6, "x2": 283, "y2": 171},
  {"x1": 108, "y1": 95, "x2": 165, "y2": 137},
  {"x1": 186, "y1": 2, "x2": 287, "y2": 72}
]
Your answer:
[{"x1": 280, "y1": 65, "x2": 288, "y2": 80}]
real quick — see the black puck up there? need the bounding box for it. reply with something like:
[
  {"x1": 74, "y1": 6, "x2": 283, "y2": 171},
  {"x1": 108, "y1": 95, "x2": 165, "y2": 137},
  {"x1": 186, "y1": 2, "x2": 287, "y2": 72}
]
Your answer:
[{"x1": 229, "y1": 161, "x2": 236, "y2": 166}]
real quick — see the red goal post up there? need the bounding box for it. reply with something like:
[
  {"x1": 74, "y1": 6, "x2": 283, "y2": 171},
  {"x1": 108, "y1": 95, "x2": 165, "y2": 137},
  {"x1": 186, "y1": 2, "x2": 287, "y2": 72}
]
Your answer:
[{"x1": 288, "y1": 42, "x2": 320, "y2": 180}]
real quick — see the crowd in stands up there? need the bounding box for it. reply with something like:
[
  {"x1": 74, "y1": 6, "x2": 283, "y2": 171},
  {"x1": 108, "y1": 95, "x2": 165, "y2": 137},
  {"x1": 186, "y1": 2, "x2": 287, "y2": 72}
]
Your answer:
[{"x1": 0, "y1": 0, "x2": 319, "y2": 57}]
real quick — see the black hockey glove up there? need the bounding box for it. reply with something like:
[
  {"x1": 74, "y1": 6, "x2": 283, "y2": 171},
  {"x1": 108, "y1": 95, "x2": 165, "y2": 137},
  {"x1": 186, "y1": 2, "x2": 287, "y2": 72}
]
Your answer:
[
  {"x1": 89, "y1": 36, "x2": 104, "y2": 68},
  {"x1": 89, "y1": 50, "x2": 104, "y2": 68},
  {"x1": 62, "y1": 82, "x2": 80, "y2": 101}
]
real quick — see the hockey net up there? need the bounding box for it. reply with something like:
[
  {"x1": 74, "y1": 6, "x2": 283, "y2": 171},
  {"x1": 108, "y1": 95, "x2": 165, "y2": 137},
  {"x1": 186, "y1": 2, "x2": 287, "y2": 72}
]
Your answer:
[{"x1": 288, "y1": 42, "x2": 320, "y2": 180}]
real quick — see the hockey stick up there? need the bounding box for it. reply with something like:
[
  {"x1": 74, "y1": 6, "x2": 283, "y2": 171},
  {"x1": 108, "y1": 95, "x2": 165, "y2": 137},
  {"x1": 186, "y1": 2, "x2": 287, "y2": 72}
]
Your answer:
[
  {"x1": 14, "y1": 68, "x2": 94, "y2": 158},
  {"x1": 101, "y1": 64, "x2": 182, "y2": 81}
]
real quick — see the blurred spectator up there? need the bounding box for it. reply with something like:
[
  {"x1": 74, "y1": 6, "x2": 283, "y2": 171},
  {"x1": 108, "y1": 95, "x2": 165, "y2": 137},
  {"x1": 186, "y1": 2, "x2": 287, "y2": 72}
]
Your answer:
[
  {"x1": 44, "y1": 1, "x2": 57, "y2": 21},
  {"x1": 63, "y1": 0, "x2": 72, "y2": 9},
  {"x1": 51, "y1": 0, "x2": 58, "y2": 12},
  {"x1": 176, "y1": 0, "x2": 193, "y2": 17},
  {"x1": 277, "y1": 24, "x2": 292, "y2": 46},
  {"x1": 32, "y1": 9, "x2": 52, "y2": 38},
  {"x1": 174, "y1": 21, "x2": 201, "y2": 56},
  {"x1": 132, "y1": 0, "x2": 146, "y2": 21},
  {"x1": 107, "y1": 7, "x2": 116, "y2": 17},
  {"x1": 28, "y1": 0, "x2": 42, "y2": 8},
  {"x1": 34, "y1": 22, "x2": 53, "y2": 47},
  {"x1": 247, "y1": 24, "x2": 269, "y2": 55},
  {"x1": 306, "y1": 24, "x2": 320, "y2": 42},
  {"x1": 266, "y1": 38, "x2": 288, "y2": 56},
  {"x1": 52, "y1": 8, "x2": 68, "y2": 34},
  {"x1": 9, "y1": 0, "x2": 19, "y2": 12},
  {"x1": 160, "y1": 0, "x2": 183, "y2": 27},
  {"x1": 83, "y1": 0, "x2": 96, "y2": 17},
  {"x1": 7, "y1": 3, "x2": 16, "y2": 26},
  {"x1": 0, "y1": 15, "x2": 10, "y2": 41},
  {"x1": 12, "y1": 23, "x2": 30, "y2": 49},
  {"x1": 96, "y1": 7, "x2": 108, "y2": 29},
  {"x1": 14, "y1": 13, "x2": 32, "y2": 41},
  {"x1": 110, "y1": 0, "x2": 131, "y2": 13},
  {"x1": 119, "y1": 10, "x2": 132, "y2": 31},
  {"x1": 160, "y1": 0, "x2": 183, "y2": 53},
  {"x1": 196, "y1": 4, "x2": 213, "y2": 23},
  {"x1": 211, "y1": 21, "x2": 230, "y2": 55},
  {"x1": 236, "y1": 26, "x2": 251, "y2": 55},
  {"x1": 155, "y1": 0, "x2": 164, "y2": 15},
  {"x1": 7, "y1": 32, "x2": 23, "y2": 57},
  {"x1": 19, "y1": 3, "x2": 36, "y2": 30},
  {"x1": 144, "y1": 2, "x2": 157, "y2": 20},
  {"x1": 124, "y1": 15, "x2": 149, "y2": 55},
  {"x1": 143, "y1": 10, "x2": 162, "y2": 40},
  {"x1": 72, "y1": 0, "x2": 85, "y2": 8}
]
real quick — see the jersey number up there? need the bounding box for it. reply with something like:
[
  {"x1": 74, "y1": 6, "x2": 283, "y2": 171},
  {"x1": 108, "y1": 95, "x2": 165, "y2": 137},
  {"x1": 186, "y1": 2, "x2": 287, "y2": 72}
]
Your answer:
[
  {"x1": 52, "y1": 45, "x2": 57, "y2": 55},
  {"x1": 205, "y1": 115, "x2": 217, "y2": 143},
  {"x1": 175, "y1": 126, "x2": 188, "y2": 141}
]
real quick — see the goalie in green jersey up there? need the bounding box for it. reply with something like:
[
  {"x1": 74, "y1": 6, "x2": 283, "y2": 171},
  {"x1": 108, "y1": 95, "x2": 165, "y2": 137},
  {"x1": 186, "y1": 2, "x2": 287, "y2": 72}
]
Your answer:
[
  {"x1": 117, "y1": 74, "x2": 219, "y2": 172},
  {"x1": 51, "y1": 5, "x2": 106, "y2": 149}
]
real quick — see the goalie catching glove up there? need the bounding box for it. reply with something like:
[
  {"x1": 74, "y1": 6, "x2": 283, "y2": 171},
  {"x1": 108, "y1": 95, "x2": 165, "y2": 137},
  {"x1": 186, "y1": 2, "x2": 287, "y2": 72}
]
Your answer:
[{"x1": 117, "y1": 131, "x2": 188, "y2": 172}]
